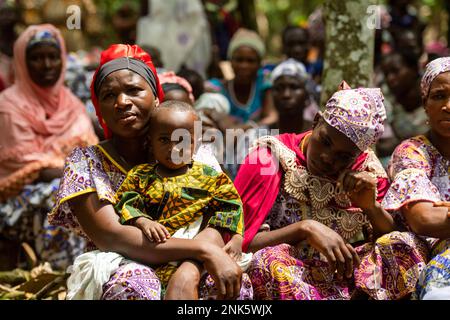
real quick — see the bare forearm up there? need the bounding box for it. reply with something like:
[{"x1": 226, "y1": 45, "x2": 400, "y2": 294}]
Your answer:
[
  {"x1": 403, "y1": 202, "x2": 450, "y2": 239},
  {"x1": 71, "y1": 194, "x2": 213, "y2": 265},
  {"x1": 363, "y1": 202, "x2": 396, "y2": 236},
  {"x1": 248, "y1": 221, "x2": 309, "y2": 253}
]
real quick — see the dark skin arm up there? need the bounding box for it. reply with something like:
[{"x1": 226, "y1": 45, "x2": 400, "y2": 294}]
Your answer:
[
  {"x1": 402, "y1": 201, "x2": 450, "y2": 239},
  {"x1": 165, "y1": 227, "x2": 242, "y2": 300},
  {"x1": 337, "y1": 170, "x2": 396, "y2": 237},
  {"x1": 248, "y1": 219, "x2": 360, "y2": 281},
  {"x1": 70, "y1": 192, "x2": 242, "y2": 297}
]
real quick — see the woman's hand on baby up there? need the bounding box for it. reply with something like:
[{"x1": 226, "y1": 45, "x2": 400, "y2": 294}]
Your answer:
[
  {"x1": 134, "y1": 217, "x2": 171, "y2": 243},
  {"x1": 223, "y1": 234, "x2": 243, "y2": 262},
  {"x1": 300, "y1": 220, "x2": 360, "y2": 281},
  {"x1": 337, "y1": 170, "x2": 378, "y2": 211}
]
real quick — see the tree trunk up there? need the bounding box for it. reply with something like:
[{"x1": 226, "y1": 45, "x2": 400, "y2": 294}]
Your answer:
[
  {"x1": 238, "y1": 0, "x2": 257, "y2": 31},
  {"x1": 320, "y1": 0, "x2": 376, "y2": 107}
]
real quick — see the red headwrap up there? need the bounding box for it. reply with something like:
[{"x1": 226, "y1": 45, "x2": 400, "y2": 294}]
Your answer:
[{"x1": 90, "y1": 44, "x2": 164, "y2": 139}]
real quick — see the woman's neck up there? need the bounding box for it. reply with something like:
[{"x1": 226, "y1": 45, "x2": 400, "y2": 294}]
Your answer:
[
  {"x1": 230, "y1": 79, "x2": 254, "y2": 105},
  {"x1": 428, "y1": 130, "x2": 450, "y2": 160},
  {"x1": 111, "y1": 136, "x2": 147, "y2": 169},
  {"x1": 278, "y1": 113, "x2": 305, "y2": 134}
]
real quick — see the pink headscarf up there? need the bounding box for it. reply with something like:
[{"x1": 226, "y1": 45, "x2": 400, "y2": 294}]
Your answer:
[
  {"x1": 159, "y1": 71, "x2": 195, "y2": 104},
  {"x1": 0, "y1": 24, "x2": 97, "y2": 199},
  {"x1": 3, "y1": 24, "x2": 83, "y2": 135}
]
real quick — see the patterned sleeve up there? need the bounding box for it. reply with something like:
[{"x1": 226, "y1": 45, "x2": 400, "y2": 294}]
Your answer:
[
  {"x1": 114, "y1": 166, "x2": 153, "y2": 224},
  {"x1": 48, "y1": 146, "x2": 123, "y2": 236},
  {"x1": 381, "y1": 139, "x2": 441, "y2": 211},
  {"x1": 207, "y1": 170, "x2": 244, "y2": 236}
]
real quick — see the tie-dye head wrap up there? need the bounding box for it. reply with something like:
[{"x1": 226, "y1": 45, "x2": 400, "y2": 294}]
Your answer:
[
  {"x1": 420, "y1": 56, "x2": 450, "y2": 100},
  {"x1": 322, "y1": 81, "x2": 386, "y2": 151}
]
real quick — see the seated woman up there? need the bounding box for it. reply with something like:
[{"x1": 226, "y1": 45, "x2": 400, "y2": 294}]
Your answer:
[
  {"x1": 382, "y1": 57, "x2": 450, "y2": 300},
  {"x1": 207, "y1": 28, "x2": 278, "y2": 179},
  {"x1": 270, "y1": 58, "x2": 319, "y2": 134},
  {"x1": 377, "y1": 51, "x2": 428, "y2": 167},
  {"x1": 49, "y1": 44, "x2": 252, "y2": 300},
  {"x1": 208, "y1": 28, "x2": 277, "y2": 129},
  {"x1": 0, "y1": 24, "x2": 98, "y2": 270},
  {"x1": 235, "y1": 82, "x2": 428, "y2": 300}
]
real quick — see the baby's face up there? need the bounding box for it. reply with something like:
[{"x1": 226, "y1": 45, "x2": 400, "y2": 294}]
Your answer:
[{"x1": 149, "y1": 109, "x2": 197, "y2": 170}]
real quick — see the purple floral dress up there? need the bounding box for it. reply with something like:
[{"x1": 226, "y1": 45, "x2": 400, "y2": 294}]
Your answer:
[{"x1": 50, "y1": 145, "x2": 252, "y2": 300}]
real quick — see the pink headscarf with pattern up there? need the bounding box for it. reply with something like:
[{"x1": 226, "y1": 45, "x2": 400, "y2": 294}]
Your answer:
[
  {"x1": 322, "y1": 81, "x2": 386, "y2": 151},
  {"x1": 421, "y1": 56, "x2": 450, "y2": 100}
]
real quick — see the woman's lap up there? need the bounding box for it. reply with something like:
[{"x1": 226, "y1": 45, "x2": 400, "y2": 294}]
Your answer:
[
  {"x1": 102, "y1": 261, "x2": 253, "y2": 300},
  {"x1": 248, "y1": 231, "x2": 429, "y2": 300}
]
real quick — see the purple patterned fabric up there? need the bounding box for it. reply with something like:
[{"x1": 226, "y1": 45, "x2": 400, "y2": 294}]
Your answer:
[
  {"x1": 199, "y1": 273, "x2": 253, "y2": 300},
  {"x1": 249, "y1": 231, "x2": 428, "y2": 300},
  {"x1": 323, "y1": 88, "x2": 386, "y2": 151},
  {"x1": 382, "y1": 135, "x2": 450, "y2": 211},
  {"x1": 102, "y1": 262, "x2": 161, "y2": 300},
  {"x1": 51, "y1": 145, "x2": 253, "y2": 300},
  {"x1": 102, "y1": 262, "x2": 254, "y2": 300},
  {"x1": 248, "y1": 186, "x2": 429, "y2": 300},
  {"x1": 420, "y1": 56, "x2": 450, "y2": 99}
]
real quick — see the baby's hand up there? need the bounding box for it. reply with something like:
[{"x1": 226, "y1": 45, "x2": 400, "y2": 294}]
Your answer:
[
  {"x1": 223, "y1": 234, "x2": 243, "y2": 262},
  {"x1": 134, "y1": 217, "x2": 170, "y2": 243}
]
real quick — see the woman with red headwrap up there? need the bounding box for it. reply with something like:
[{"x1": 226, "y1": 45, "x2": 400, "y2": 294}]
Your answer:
[{"x1": 49, "y1": 44, "x2": 251, "y2": 300}]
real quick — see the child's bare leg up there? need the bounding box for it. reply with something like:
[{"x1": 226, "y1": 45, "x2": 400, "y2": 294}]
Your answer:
[
  {"x1": 165, "y1": 260, "x2": 202, "y2": 300},
  {"x1": 194, "y1": 226, "x2": 225, "y2": 246},
  {"x1": 165, "y1": 227, "x2": 226, "y2": 300}
]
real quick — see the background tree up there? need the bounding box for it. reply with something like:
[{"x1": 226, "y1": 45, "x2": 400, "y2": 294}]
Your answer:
[{"x1": 320, "y1": 0, "x2": 376, "y2": 106}]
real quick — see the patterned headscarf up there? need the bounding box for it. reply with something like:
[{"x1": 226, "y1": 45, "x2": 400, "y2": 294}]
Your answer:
[
  {"x1": 322, "y1": 81, "x2": 386, "y2": 151},
  {"x1": 90, "y1": 44, "x2": 164, "y2": 139},
  {"x1": 420, "y1": 56, "x2": 450, "y2": 100},
  {"x1": 227, "y1": 28, "x2": 266, "y2": 60},
  {"x1": 270, "y1": 58, "x2": 309, "y2": 83}
]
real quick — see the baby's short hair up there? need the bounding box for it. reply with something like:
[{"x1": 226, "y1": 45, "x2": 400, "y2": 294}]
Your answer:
[
  {"x1": 150, "y1": 100, "x2": 199, "y2": 120},
  {"x1": 154, "y1": 100, "x2": 196, "y2": 114}
]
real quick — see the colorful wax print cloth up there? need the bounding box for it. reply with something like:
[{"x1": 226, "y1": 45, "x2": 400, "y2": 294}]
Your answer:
[
  {"x1": 236, "y1": 132, "x2": 428, "y2": 300},
  {"x1": 383, "y1": 135, "x2": 450, "y2": 300},
  {"x1": 115, "y1": 161, "x2": 244, "y2": 236},
  {"x1": 50, "y1": 144, "x2": 252, "y2": 299}
]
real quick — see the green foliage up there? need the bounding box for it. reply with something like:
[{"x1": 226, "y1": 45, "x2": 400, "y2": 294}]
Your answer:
[{"x1": 256, "y1": 0, "x2": 324, "y2": 57}]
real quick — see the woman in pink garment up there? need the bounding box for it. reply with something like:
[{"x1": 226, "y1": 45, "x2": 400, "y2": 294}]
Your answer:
[{"x1": 0, "y1": 24, "x2": 98, "y2": 270}]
